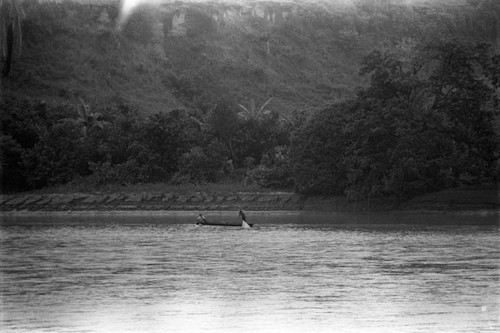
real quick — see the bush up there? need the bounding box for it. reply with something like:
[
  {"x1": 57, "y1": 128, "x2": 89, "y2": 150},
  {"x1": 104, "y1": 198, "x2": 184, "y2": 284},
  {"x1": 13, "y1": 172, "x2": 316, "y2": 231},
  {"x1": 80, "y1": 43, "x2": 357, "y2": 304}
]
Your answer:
[
  {"x1": 290, "y1": 104, "x2": 349, "y2": 195},
  {"x1": 248, "y1": 146, "x2": 294, "y2": 189},
  {"x1": 122, "y1": 6, "x2": 155, "y2": 44},
  {"x1": 177, "y1": 140, "x2": 228, "y2": 183},
  {"x1": 234, "y1": 115, "x2": 283, "y2": 166},
  {"x1": 140, "y1": 110, "x2": 199, "y2": 179},
  {"x1": 336, "y1": 27, "x2": 359, "y2": 52},
  {"x1": 185, "y1": 8, "x2": 216, "y2": 38},
  {"x1": 0, "y1": 135, "x2": 26, "y2": 191},
  {"x1": 21, "y1": 122, "x2": 86, "y2": 188},
  {"x1": 88, "y1": 160, "x2": 148, "y2": 185},
  {"x1": 0, "y1": 97, "x2": 68, "y2": 149}
]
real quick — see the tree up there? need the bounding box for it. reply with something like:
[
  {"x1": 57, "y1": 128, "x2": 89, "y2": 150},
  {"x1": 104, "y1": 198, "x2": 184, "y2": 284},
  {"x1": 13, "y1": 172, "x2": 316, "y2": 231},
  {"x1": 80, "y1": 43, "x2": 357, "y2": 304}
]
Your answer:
[
  {"x1": 343, "y1": 41, "x2": 498, "y2": 199},
  {"x1": 291, "y1": 40, "x2": 498, "y2": 200},
  {"x1": 0, "y1": 0, "x2": 24, "y2": 78},
  {"x1": 237, "y1": 97, "x2": 273, "y2": 121},
  {"x1": 0, "y1": 134, "x2": 25, "y2": 191},
  {"x1": 234, "y1": 112, "x2": 282, "y2": 165},
  {"x1": 60, "y1": 99, "x2": 107, "y2": 138},
  {"x1": 21, "y1": 122, "x2": 86, "y2": 188},
  {"x1": 424, "y1": 40, "x2": 498, "y2": 181},
  {"x1": 466, "y1": 0, "x2": 500, "y2": 50},
  {"x1": 208, "y1": 100, "x2": 239, "y2": 164},
  {"x1": 290, "y1": 104, "x2": 350, "y2": 195},
  {"x1": 140, "y1": 110, "x2": 197, "y2": 179},
  {"x1": 121, "y1": 5, "x2": 155, "y2": 44},
  {"x1": 248, "y1": 145, "x2": 294, "y2": 189},
  {"x1": 177, "y1": 140, "x2": 228, "y2": 183}
]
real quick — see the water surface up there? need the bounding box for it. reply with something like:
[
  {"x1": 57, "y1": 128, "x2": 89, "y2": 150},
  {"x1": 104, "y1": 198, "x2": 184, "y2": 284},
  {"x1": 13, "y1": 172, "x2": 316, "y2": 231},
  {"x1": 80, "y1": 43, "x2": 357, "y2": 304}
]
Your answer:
[{"x1": 1, "y1": 213, "x2": 498, "y2": 332}]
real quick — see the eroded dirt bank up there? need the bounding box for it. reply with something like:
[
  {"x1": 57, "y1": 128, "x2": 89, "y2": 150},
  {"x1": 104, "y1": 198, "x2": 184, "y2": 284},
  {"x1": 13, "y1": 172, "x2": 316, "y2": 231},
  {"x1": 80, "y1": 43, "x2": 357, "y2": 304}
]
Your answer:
[{"x1": 1, "y1": 185, "x2": 498, "y2": 214}]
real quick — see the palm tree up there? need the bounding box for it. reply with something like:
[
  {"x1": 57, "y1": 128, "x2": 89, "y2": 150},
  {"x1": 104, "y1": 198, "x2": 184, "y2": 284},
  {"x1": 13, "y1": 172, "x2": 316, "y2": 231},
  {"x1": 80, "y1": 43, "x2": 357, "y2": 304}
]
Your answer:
[
  {"x1": 237, "y1": 97, "x2": 273, "y2": 121},
  {"x1": 60, "y1": 99, "x2": 107, "y2": 137},
  {"x1": 76, "y1": 98, "x2": 107, "y2": 137},
  {"x1": 1, "y1": 0, "x2": 24, "y2": 78}
]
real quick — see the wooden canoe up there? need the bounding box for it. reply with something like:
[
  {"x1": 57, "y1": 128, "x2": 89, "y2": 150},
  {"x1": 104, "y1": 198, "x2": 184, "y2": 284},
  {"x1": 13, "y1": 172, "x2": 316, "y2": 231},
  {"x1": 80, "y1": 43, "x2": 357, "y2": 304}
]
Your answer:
[{"x1": 196, "y1": 219, "x2": 253, "y2": 227}]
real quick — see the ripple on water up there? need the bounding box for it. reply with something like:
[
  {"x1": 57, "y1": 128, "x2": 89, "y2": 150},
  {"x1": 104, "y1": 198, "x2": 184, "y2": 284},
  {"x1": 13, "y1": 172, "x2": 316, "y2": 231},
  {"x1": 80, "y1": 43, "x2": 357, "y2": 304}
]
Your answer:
[{"x1": 0, "y1": 217, "x2": 498, "y2": 333}]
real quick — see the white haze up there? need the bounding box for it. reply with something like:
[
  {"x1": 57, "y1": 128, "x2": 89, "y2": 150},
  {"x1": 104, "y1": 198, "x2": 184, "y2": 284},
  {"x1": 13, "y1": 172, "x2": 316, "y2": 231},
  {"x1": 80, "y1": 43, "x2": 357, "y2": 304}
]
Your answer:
[{"x1": 118, "y1": 0, "x2": 463, "y2": 26}]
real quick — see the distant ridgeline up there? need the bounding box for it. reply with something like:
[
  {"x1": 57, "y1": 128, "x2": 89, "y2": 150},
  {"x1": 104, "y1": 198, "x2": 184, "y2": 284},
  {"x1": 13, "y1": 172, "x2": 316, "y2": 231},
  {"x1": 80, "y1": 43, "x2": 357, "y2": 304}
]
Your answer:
[
  {"x1": 39, "y1": 0, "x2": 500, "y2": 42},
  {"x1": 34, "y1": 0, "x2": 344, "y2": 37}
]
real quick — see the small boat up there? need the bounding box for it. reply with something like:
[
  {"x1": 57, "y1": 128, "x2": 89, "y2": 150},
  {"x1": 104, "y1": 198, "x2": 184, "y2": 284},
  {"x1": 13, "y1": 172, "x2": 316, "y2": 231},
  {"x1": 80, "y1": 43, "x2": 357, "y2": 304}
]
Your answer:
[
  {"x1": 196, "y1": 215, "x2": 253, "y2": 227},
  {"x1": 196, "y1": 219, "x2": 253, "y2": 227}
]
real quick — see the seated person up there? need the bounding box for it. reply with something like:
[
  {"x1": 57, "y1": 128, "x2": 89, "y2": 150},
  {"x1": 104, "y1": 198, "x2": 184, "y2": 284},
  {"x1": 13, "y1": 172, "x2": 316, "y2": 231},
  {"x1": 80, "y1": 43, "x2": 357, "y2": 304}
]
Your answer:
[{"x1": 196, "y1": 213, "x2": 207, "y2": 224}]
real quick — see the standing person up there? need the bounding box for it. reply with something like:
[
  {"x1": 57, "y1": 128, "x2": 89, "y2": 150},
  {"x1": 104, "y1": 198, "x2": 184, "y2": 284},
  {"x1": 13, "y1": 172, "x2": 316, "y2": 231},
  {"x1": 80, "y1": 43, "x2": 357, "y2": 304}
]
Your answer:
[
  {"x1": 239, "y1": 208, "x2": 251, "y2": 228},
  {"x1": 238, "y1": 208, "x2": 246, "y2": 222}
]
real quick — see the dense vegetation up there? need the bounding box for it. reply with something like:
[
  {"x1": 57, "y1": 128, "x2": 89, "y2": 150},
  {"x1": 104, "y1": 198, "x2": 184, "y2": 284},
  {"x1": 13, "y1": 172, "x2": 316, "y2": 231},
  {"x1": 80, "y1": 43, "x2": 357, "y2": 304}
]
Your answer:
[
  {"x1": 1, "y1": 96, "x2": 290, "y2": 191},
  {"x1": 1, "y1": 0, "x2": 498, "y2": 201},
  {"x1": 292, "y1": 40, "x2": 499, "y2": 199}
]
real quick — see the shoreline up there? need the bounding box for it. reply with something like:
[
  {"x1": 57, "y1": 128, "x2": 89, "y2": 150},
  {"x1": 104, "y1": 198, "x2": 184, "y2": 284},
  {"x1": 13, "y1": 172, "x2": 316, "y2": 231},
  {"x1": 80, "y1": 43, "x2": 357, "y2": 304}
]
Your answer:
[
  {"x1": 1, "y1": 185, "x2": 498, "y2": 217},
  {"x1": 1, "y1": 209, "x2": 498, "y2": 218}
]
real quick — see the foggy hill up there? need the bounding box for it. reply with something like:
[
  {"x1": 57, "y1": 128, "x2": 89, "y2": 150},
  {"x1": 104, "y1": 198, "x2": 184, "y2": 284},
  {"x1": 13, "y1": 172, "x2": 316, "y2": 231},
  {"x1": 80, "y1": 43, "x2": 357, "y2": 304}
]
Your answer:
[{"x1": 2, "y1": 0, "x2": 498, "y2": 115}]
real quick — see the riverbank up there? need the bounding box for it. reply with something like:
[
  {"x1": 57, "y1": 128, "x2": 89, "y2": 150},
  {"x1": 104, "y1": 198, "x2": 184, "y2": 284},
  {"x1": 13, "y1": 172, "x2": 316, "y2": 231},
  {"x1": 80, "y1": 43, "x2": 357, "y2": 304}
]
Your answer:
[{"x1": 0, "y1": 184, "x2": 498, "y2": 215}]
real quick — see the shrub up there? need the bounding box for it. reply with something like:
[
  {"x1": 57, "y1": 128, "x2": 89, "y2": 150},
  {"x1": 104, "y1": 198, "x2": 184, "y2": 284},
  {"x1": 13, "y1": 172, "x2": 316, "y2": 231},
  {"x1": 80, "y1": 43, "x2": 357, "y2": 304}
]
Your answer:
[
  {"x1": 290, "y1": 104, "x2": 349, "y2": 195},
  {"x1": 248, "y1": 146, "x2": 294, "y2": 189},
  {"x1": 122, "y1": 6, "x2": 155, "y2": 44},
  {"x1": 21, "y1": 122, "x2": 86, "y2": 188},
  {"x1": 336, "y1": 27, "x2": 359, "y2": 52},
  {"x1": 177, "y1": 140, "x2": 228, "y2": 183},
  {"x1": 140, "y1": 110, "x2": 198, "y2": 179},
  {"x1": 185, "y1": 8, "x2": 216, "y2": 38},
  {"x1": 88, "y1": 160, "x2": 148, "y2": 185},
  {"x1": 0, "y1": 135, "x2": 25, "y2": 191}
]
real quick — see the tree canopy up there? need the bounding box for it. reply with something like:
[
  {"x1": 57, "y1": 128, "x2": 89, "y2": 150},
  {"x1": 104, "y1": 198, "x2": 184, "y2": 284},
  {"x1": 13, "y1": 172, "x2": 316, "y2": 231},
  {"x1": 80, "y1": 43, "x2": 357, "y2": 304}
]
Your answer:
[{"x1": 291, "y1": 39, "x2": 498, "y2": 200}]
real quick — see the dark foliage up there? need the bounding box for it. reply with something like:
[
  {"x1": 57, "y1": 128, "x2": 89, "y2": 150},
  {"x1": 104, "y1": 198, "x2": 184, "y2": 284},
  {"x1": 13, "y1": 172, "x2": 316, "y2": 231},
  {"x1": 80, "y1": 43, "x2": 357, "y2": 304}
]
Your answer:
[
  {"x1": 1, "y1": 1, "x2": 499, "y2": 198},
  {"x1": 248, "y1": 146, "x2": 294, "y2": 189},
  {"x1": 0, "y1": 135, "x2": 25, "y2": 190},
  {"x1": 185, "y1": 8, "x2": 217, "y2": 38},
  {"x1": 0, "y1": 96, "x2": 292, "y2": 191},
  {"x1": 121, "y1": 6, "x2": 155, "y2": 44},
  {"x1": 22, "y1": 121, "x2": 86, "y2": 188},
  {"x1": 140, "y1": 110, "x2": 199, "y2": 179},
  {"x1": 291, "y1": 39, "x2": 498, "y2": 200},
  {"x1": 177, "y1": 141, "x2": 228, "y2": 183},
  {"x1": 290, "y1": 104, "x2": 350, "y2": 195}
]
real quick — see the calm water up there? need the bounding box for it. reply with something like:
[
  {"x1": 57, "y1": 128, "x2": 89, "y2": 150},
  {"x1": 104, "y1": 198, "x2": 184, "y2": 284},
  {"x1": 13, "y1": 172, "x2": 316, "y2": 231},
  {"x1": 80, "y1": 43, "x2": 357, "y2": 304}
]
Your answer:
[{"x1": 0, "y1": 212, "x2": 498, "y2": 333}]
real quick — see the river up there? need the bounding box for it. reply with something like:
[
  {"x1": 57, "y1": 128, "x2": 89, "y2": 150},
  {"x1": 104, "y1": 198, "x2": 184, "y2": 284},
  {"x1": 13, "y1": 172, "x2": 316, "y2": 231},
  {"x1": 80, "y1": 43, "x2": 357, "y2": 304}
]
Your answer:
[{"x1": 0, "y1": 212, "x2": 498, "y2": 332}]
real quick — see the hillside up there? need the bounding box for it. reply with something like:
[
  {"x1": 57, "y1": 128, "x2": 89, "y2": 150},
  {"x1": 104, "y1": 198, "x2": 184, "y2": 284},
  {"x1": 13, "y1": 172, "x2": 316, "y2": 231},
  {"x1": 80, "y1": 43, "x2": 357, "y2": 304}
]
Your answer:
[
  {"x1": 2, "y1": 0, "x2": 498, "y2": 115},
  {"x1": 1, "y1": 0, "x2": 499, "y2": 196}
]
